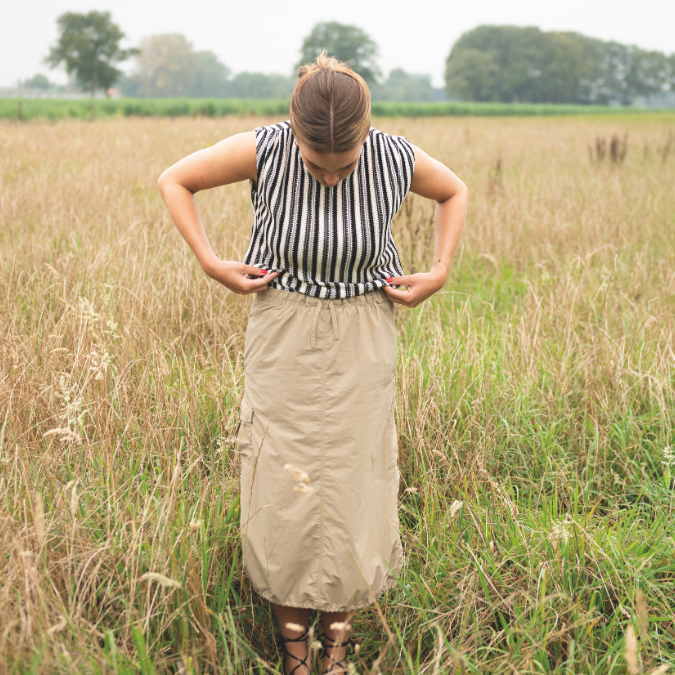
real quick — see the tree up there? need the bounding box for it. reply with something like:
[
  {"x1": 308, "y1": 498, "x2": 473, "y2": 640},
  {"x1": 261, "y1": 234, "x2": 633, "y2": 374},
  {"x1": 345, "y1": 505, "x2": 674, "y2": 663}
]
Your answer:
[
  {"x1": 372, "y1": 69, "x2": 436, "y2": 102},
  {"x1": 192, "y1": 51, "x2": 231, "y2": 97},
  {"x1": 296, "y1": 22, "x2": 380, "y2": 86},
  {"x1": 124, "y1": 35, "x2": 231, "y2": 97},
  {"x1": 227, "y1": 73, "x2": 294, "y2": 99},
  {"x1": 445, "y1": 49, "x2": 496, "y2": 101},
  {"x1": 46, "y1": 11, "x2": 137, "y2": 98},
  {"x1": 20, "y1": 74, "x2": 52, "y2": 90},
  {"x1": 625, "y1": 49, "x2": 670, "y2": 104},
  {"x1": 129, "y1": 34, "x2": 195, "y2": 97},
  {"x1": 444, "y1": 25, "x2": 673, "y2": 105}
]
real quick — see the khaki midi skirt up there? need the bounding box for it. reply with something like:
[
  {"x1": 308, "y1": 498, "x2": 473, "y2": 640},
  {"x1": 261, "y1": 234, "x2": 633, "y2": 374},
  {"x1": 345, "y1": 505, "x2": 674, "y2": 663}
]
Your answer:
[{"x1": 237, "y1": 287, "x2": 404, "y2": 611}]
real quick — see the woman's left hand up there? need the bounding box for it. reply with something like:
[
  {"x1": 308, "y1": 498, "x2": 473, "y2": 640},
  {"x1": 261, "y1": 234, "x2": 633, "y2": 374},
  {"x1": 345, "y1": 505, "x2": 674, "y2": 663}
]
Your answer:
[{"x1": 382, "y1": 265, "x2": 447, "y2": 308}]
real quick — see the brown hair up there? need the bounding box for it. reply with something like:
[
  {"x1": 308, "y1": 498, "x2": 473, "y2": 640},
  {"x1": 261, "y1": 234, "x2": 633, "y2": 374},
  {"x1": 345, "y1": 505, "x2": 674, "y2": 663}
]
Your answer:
[{"x1": 290, "y1": 51, "x2": 371, "y2": 154}]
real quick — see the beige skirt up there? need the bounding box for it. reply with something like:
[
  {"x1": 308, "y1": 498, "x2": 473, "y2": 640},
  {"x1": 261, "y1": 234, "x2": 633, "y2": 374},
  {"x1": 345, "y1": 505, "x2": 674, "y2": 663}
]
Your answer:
[{"x1": 237, "y1": 287, "x2": 404, "y2": 611}]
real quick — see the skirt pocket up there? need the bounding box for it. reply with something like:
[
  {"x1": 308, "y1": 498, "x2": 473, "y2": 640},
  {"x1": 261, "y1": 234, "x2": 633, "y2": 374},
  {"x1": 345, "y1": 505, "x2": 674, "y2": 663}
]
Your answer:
[{"x1": 237, "y1": 398, "x2": 255, "y2": 465}]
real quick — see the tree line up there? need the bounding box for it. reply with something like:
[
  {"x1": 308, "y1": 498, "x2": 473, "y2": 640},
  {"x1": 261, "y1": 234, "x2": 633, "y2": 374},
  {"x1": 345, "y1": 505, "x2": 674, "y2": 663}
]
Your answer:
[
  {"x1": 31, "y1": 12, "x2": 675, "y2": 105},
  {"x1": 445, "y1": 25, "x2": 675, "y2": 105}
]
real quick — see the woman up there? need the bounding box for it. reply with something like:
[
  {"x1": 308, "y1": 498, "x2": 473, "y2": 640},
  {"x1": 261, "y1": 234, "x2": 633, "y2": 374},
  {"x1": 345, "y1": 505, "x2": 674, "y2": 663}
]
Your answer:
[{"x1": 159, "y1": 53, "x2": 467, "y2": 675}]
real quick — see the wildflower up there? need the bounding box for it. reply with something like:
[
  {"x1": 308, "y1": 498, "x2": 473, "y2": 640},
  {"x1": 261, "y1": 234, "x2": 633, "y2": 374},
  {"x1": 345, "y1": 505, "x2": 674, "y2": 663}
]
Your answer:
[
  {"x1": 625, "y1": 625, "x2": 638, "y2": 675},
  {"x1": 89, "y1": 346, "x2": 111, "y2": 380},
  {"x1": 140, "y1": 572, "x2": 182, "y2": 589},
  {"x1": 450, "y1": 500, "x2": 463, "y2": 518},
  {"x1": 57, "y1": 373, "x2": 86, "y2": 431},
  {"x1": 548, "y1": 514, "x2": 573, "y2": 550},
  {"x1": 294, "y1": 483, "x2": 316, "y2": 494},
  {"x1": 43, "y1": 427, "x2": 81, "y2": 444},
  {"x1": 284, "y1": 622, "x2": 305, "y2": 632},
  {"x1": 78, "y1": 297, "x2": 100, "y2": 324},
  {"x1": 70, "y1": 483, "x2": 79, "y2": 517},
  {"x1": 105, "y1": 318, "x2": 120, "y2": 340},
  {"x1": 284, "y1": 463, "x2": 310, "y2": 484},
  {"x1": 285, "y1": 464, "x2": 316, "y2": 494}
]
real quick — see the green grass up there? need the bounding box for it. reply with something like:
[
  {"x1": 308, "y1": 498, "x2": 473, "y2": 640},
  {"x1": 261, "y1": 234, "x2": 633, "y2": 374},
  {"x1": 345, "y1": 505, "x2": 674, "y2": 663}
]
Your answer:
[
  {"x1": 2, "y1": 97, "x2": 674, "y2": 121},
  {"x1": 1, "y1": 115, "x2": 674, "y2": 674}
]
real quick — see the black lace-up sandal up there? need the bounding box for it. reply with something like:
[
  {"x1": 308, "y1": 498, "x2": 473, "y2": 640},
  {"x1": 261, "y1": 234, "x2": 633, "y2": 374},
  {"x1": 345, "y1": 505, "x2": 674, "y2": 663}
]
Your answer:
[
  {"x1": 321, "y1": 633, "x2": 354, "y2": 674},
  {"x1": 279, "y1": 629, "x2": 310, "y2": 675}
]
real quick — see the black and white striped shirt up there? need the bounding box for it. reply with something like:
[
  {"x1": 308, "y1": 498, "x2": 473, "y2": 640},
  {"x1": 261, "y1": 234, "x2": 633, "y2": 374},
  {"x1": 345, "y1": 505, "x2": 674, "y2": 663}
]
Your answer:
[{"x1": 243, "y1": 121, "x2": 415, "y2": 299}]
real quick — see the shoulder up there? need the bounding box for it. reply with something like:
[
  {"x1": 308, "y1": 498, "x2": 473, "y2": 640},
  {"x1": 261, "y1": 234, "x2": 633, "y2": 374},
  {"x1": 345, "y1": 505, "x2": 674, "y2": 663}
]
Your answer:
[
  {"x1": 369, "y1": 128, "x2": 415, "y2": 163},
  {"x1": 253, "y1": 121, "x2": 295, "y2": 181},
  {"x1": 255, "y1": 120, "x2": 293, "y2": 149},
  {"x1": 368, "y1": 128, "x2": 416, "y2": 180}
]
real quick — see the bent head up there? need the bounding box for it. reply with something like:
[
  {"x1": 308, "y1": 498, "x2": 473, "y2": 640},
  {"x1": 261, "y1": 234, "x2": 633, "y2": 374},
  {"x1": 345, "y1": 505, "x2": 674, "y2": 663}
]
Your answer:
[
  {"x1": 296, "y1": 143, "x2": 362, "y2": 187},
  {"x1": 290, "y1": 52, "x2": 371, "y2": 188}
]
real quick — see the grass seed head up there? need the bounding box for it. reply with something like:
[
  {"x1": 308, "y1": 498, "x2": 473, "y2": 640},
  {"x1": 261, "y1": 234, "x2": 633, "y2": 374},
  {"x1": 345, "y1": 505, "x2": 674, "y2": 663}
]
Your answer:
[{"x1": 625, "y1": 625, "x2": 638, "y2": 675}]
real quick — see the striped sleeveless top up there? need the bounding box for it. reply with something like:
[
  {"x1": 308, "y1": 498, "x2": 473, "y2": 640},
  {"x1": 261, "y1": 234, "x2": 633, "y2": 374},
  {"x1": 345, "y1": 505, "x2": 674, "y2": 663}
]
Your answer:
[{"x1": 243, "y1": 121, "x2": 415, "y2": 299}]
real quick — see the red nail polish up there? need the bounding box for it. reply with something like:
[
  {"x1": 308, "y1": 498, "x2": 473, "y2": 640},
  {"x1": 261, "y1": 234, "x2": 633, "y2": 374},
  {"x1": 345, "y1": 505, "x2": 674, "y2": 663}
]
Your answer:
[
  {"x1": 261, "y1": 269, "x2": 267, "y2": 274},
  {"x1": 386, "y1": 278, "x2": 393, "y2": 283}
]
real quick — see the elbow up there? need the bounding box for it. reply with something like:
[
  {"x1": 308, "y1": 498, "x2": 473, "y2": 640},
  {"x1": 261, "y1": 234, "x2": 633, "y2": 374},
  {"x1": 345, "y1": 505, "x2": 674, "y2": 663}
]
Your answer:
[
  {"x1": 157, "y1": 170, "x2": 169, "y2": 196},
  {"x1": 158, "y1": 170, "x2": 195, "y2": 198},
  {"x1": 438, "y1": 181, "x2": 468, "y2": 206}
]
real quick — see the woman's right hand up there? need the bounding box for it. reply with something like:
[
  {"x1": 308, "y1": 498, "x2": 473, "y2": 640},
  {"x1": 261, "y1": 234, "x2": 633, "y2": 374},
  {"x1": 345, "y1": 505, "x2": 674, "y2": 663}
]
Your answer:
[
  {"x1": 204, "y1": 260, "x2": 281, "y2": 295},
  {"x1": 158, "y1": 133, "x2": 267, "y2": 294}
]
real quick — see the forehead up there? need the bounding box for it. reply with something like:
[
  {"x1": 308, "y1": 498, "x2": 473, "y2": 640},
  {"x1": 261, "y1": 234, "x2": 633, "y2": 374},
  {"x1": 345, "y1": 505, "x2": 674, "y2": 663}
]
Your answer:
[{"x1": 299, "y1": 143, "x2": 364, "y2": 171}]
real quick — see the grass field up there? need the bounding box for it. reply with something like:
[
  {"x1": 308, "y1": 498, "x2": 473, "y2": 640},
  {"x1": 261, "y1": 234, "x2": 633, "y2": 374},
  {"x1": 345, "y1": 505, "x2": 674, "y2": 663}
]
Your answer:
[
  {"x1": 1, "y1": 114, "x2": 674, "y2": 674},
  {"x1": 2, "y1": 97, "x2": 675, "y2": 121}
]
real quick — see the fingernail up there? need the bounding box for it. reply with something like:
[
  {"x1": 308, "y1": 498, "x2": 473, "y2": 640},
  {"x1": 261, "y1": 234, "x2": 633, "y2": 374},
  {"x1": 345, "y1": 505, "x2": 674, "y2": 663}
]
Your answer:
[
  {"x1": 261, "y1": 269, "x2": 267, "y2": 274},
  {"x1": 386, "y1": 278, "x2": 393, "y2": 283}
]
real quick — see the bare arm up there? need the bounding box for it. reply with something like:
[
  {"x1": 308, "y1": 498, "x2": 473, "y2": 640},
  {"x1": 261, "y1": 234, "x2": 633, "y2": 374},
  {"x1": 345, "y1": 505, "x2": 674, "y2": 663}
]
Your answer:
[
  {"x1": 382, "y1": 144, "x2": 468, "y2": 308},
  {"x1": 157, "y1": 131, "x2": 280, "y2": 294}
]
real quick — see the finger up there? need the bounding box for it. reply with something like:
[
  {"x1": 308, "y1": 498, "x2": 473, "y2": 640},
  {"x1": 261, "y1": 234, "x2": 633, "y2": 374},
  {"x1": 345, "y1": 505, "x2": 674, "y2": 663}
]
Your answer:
[
  {"x1": 242, "y1": 271, "x2": 281, "y2": 293},
  {"x1": 385, "y1": 275, "x2": 416, "y2": 286},
  {"x1": 241, "y1": 263, "x2": 269, "y2": 277},
  {"x1": 382, "y1": 285, "x2": 413, "y2": 307}
]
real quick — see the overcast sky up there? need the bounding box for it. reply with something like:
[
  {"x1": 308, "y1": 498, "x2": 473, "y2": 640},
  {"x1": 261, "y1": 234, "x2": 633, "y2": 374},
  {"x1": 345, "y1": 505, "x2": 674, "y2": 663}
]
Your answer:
[{"x1": 2, "y1": 0, "x2": 674, "y2": 88}]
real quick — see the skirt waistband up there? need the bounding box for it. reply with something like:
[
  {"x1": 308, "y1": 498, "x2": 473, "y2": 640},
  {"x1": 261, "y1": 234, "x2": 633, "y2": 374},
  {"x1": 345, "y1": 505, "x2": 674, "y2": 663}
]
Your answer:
[
  {"x1": 252, "y1": 287, "x2": 389, "y2": 349},
  {"x1": 252, "y1": 287, "x2": 387, "y2": 309}
]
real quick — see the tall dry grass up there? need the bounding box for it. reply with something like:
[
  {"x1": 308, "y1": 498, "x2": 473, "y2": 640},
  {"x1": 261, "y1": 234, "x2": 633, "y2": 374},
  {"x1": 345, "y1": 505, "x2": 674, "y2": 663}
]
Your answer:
[{"x1": 1, "y1": 115, "x2": 674, "y2": 674}]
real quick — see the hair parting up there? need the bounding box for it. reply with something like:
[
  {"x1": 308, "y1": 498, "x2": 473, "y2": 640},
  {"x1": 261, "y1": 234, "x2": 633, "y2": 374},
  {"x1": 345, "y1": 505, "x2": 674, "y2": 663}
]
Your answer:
[{"x1": 290, "y1": 51, "x2": 371, "y2": 155}]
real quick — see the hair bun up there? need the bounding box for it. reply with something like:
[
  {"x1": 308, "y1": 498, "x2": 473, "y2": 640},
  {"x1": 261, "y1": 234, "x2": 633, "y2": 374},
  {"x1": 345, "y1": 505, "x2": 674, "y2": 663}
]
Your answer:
[
  {"x1": 296, "y1": 50, "x2": 350, "y2": 80},
  {"x1": 296, "y1": 63, "x2": 313, "y2": 80}
]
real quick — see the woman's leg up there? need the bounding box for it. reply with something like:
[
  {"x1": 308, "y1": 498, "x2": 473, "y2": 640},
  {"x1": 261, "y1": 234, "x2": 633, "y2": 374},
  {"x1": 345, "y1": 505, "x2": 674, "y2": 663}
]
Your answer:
[
  {"x1": 272, "y1": 603, "x2": 311, "y2": 675},
  {"x1": 320, "y1": 610, "x2": 356, "y2": 674}
]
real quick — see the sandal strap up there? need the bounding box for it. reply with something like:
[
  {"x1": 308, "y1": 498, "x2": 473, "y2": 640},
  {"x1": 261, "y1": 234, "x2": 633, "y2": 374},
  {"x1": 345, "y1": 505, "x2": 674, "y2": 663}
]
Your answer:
[
  {"x1": 321, "y1": 634, "x2": 353, "y2": 673},
  {"x1": 279, "y1": 631, "x2": 309, "y2": 675},
  {"x1": 322, "y1": 634, "x2": 353, "y2": 649},
  {"x1": 281, "y1": 632, "x2": 308, "y2": 643}
]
